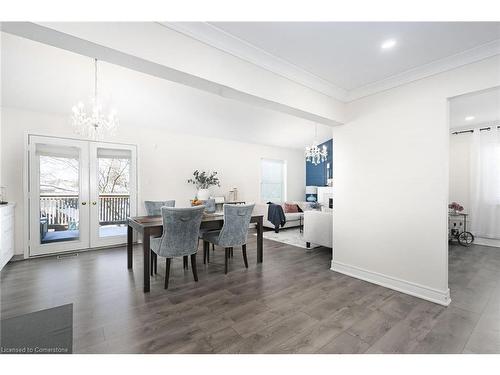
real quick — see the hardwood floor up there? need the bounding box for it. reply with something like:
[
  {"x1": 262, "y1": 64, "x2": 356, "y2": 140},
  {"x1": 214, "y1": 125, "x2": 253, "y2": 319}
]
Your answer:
[{"x1": 1, "y1": 232, "x2": 500, "y2": 353}]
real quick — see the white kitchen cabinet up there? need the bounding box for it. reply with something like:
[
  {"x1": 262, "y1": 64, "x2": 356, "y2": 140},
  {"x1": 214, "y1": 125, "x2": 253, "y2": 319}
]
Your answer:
[{"x1": 0, "y1": 203, "x2": 15, "y2": 271}]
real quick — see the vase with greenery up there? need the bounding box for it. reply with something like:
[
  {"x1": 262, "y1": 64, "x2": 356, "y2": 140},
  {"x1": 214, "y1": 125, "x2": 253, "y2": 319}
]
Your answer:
[{"x1": 188, "y1": 170, "x2": 220, "y2": 200}]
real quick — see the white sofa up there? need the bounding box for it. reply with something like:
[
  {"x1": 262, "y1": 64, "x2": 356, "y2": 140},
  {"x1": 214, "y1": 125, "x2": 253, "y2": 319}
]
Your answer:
[
  {"x1": 303, "y1": 210, "x2": 333, "y2": 248},
  {"x1": 253, "y1": 202, "x2": 305, "y2": 231}
]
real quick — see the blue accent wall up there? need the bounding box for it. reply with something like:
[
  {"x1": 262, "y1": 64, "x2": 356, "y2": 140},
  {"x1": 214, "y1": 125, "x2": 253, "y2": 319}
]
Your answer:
[{"x1": 306, "y1": 138, "x2": 333, "y2": 187}]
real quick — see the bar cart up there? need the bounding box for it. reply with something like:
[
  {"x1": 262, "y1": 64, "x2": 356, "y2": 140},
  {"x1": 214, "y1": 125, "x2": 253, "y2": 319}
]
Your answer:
[{"x1": 449, "y1": 212, "x2": 474, "y2": 247}]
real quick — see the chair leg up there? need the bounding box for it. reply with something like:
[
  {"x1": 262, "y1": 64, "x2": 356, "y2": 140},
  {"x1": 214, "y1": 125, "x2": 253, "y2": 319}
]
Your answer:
[
  {"x1": 225, "y1": 248, "x2": 229, "y2": 274},
  {"x1": 242, "y1": 244, "x2": 248, "y2": 268},
  {"x1": 207, "y1": 243, "x2": 210, "y2": 263},
  {"x1": 203, "y1": 241, "x2": 208, "y2": 264},
  {"x1": 154, "y1": 253, "x2": 158, "y2": 274},
  {"x1": 150, "y1": 250, "x2": 154, "y2": 276},
  {"x1": 165, "y1": 258, "x2": 171, "y2": 289},
  {"x1": 191, "y1": 254, "x2": 198, "y2": 282},
  {"x1": 183, "y1": 256, "x2": 188, "y2": 270},
  {"x1": 212, "y1": 243, "x2": 215, "y2": 252}
]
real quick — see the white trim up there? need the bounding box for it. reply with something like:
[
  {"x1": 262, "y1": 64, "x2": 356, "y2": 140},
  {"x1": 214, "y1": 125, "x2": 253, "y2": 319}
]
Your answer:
[
  {"x1": 347, "y1": 39, "x2": 500, "y2": 101},
  {"x1": 475, "y1": 237, "x2": 500, "y2": 248},
  {"x1": 331, "y1": 260, "x2": 451, "y2": 306},
  {"x1": 159, "y1": 22, "x2": 348, "y2": 101},
  {"x1": 23, "y1": 131, "x2": 30, "y2": 259}
]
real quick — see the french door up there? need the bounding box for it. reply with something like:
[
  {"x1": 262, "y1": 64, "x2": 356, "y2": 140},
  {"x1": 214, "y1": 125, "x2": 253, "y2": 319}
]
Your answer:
[{"x1": 28, "y1": 135, "x2": 137, "y2": 256}]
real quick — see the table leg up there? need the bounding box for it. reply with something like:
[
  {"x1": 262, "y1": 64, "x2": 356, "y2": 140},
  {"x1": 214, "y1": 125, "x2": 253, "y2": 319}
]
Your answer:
[
  {"x1": 143, "y1": 228, "x2": 151, "y2": 293},
  {"x1": 256, "y1": 217, "x2": 263, "y2": 263},
  {"x1": 127, "y1": 224, "x2": 133, "y2": 269}
]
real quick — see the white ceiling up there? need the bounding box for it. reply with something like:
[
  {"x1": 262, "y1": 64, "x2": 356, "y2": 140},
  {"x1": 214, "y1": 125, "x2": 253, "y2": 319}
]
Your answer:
[
  {"x1": 449, "y1": 87, "x2": 500, "y2": 130},
  {"x1": 169, "y1": 22, "x2": 500, "y2": 100},
  {"x1": 0, "y1": 33, "x2": 332, "y2": 150}
]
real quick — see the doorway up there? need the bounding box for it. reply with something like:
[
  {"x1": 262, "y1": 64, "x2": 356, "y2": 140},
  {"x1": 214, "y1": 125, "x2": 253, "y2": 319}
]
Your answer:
[
  {"x1": 449, "y1": 87, "x2": 500, "y2": 248},
  {"x1": 28, "y1": 135, "x2": 137, "y2": 256}
]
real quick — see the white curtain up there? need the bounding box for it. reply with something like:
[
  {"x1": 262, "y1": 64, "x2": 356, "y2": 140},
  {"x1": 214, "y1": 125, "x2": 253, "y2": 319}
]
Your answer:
[{"x1": 470, "y1": 127, "x2": 500, "y2": 239}]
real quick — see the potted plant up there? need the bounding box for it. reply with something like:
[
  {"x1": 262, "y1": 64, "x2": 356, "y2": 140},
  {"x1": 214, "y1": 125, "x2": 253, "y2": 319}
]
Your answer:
[{"x1": 188, "y1": 170, "x2": 220, "y2": 200}]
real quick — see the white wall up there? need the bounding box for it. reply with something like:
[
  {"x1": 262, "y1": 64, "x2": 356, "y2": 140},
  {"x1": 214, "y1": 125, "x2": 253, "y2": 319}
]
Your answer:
[
  {"x1": 1, "y1": 107, "x2": 305, "y2": 256},
  {"x1": 333, "y1": 55, "x2": 500, "y2": 306}
]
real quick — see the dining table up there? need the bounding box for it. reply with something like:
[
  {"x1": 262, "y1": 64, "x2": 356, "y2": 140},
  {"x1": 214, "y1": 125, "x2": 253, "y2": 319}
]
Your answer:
[{"x1": 127, "y1": 213, "x2": 264, "y2": 292}]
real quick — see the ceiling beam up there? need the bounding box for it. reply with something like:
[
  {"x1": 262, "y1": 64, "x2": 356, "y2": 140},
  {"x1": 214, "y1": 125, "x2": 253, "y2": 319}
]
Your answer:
[
  {"x1": 0, "y1": 22, "x2": 342, "y2": 127},
  {"x1": 161, "y1": 22, "x2": 348, "y2": 101}
]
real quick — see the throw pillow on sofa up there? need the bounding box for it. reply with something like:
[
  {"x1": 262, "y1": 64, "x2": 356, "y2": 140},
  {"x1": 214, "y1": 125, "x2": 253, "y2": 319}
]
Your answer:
[{"x1": 283, "y1": 202, "x2": 299, "y2": 213}]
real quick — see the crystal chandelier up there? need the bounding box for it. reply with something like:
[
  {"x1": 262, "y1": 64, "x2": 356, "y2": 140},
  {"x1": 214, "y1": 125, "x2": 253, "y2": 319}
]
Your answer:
[
  {"x1": 305, "y1": 124, "x2": 328, "y2": 165},
  {"x1": 72, "y1": 58, "x2": 118, "y2": 140}
]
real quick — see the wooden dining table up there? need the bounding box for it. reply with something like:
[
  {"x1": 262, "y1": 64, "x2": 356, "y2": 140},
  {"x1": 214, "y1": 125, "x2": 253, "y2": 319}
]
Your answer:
[{"x1": 127, "y1": 213, "x2": 264, "y2": 292}]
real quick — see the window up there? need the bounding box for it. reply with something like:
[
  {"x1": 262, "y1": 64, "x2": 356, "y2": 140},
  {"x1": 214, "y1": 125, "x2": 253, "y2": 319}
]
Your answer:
[{"x1": 260, "y1": 158, "x2": 286, "y2": 202}]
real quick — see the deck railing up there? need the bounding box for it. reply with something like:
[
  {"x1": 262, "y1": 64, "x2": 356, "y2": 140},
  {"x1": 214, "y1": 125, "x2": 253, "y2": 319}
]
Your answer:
[
  {"x1": 98, "y1": 194, "x2": 130, "y2": 225},
  {"x1": 40, "y1": 193, "x2": 130, "y2": 228},
  {"x1": 40, "y1": 194, "x2": 79, "y2": 228}
]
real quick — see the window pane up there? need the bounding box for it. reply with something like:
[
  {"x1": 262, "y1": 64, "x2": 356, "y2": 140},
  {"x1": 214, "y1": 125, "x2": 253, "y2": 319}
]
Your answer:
[
  {"x1": 97, "y1": 148, "x2": 131, "y2": 238},
  {"x1": 261, "y1": 159, "x2": 283, "y2": 183},
  {"x1": 261, "y1": 159, "x2": 285, "y2": 202},
  {"x1": 38, "y1": 147, "x2": 80, "y2": 245},
  {"x1": 261, "y1": 183, "x2": 283, "y2": 201}
]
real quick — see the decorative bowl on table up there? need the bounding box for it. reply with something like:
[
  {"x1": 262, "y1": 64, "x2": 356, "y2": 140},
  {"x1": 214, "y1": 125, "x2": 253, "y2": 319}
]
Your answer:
[{"x1": 190, "y1": 199, "x2": 204, "y2": 206}]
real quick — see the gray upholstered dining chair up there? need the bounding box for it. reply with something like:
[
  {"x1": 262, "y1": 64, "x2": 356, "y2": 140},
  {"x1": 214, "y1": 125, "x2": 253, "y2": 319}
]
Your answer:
[
  {"x1": 198, "y1": 198, "x2": 216, "y2": 264},
  {"x1": 144, "y1": 200, "x2": 175, "y2": 216},
  {"x1": 201, "y1": 203, "x2": 255, "y2": 274},
  {"x1": 144, "y1": 200, "x2": 177, "y2": 274},
  {"x1": 203, "y1": 198, "x2": 216, "y2": 214},
  {"x1": 150, "y1": 206, "x2": 205, "y2": 289}
]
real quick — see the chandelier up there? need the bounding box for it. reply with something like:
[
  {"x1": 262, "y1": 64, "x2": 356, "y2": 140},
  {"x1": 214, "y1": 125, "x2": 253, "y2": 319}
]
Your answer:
[
  {"x1": 305, "y1": 124, "x2": 328, "y2": 165},
  {"x1": 72, "y1": 58, "x2": 118, "y2": 140}
]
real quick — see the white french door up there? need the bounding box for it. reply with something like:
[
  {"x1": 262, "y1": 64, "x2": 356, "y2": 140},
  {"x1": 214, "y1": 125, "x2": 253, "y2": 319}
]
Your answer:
[
  {"x1": 89, "y1": 142, "x2": 137, "y2": 248},
  {"x1": 28, "y1": 135, "x2": 137, "y2": 256}
]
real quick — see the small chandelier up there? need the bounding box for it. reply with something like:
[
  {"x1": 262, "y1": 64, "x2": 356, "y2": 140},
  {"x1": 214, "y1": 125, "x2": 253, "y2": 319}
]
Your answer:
[
  {"x1": 305, "y1": 124, "x2": 328, "y2": 165},
  {"x1": 72, "y1": 58, "x2": 118, "y2": 140}
]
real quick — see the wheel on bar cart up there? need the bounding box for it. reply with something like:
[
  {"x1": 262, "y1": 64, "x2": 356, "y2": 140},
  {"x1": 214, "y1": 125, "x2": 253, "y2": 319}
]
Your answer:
[{"x1": 458, "y1": 231, "x2": 474, "y2": 247}]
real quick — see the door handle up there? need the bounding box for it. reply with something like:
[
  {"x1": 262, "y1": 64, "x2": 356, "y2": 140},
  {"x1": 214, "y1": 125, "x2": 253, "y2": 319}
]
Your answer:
[
  {"x1": 92, "y1": 201, "x2": 97, "y2": 205},
  {"x1": 81, "y1": 201, "x2": 87, "y2": 205}
]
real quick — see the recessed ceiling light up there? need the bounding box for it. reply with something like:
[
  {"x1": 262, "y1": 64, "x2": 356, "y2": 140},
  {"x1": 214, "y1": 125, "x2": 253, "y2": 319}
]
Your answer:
[
  {"x1": 465, "y1": 116, "x2": 475, "y2": 121},
  {"x1": 381, "y1": 39, "x2": 397, "y2": 50}
]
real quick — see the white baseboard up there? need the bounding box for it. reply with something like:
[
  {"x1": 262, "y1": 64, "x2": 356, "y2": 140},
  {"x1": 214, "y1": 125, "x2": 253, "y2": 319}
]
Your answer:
[
  {"x1": 331, "y1": 260, "x2": 451, "y2": 306},
  {"x1": 474, "y1": 237, "x2": 500, "y2": 248}
]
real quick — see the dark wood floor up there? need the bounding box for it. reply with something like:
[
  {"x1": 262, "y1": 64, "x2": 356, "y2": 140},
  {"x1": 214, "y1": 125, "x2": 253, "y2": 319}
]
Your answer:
[{"x1": 1, "y1": 231, "x2": 500, "y2": 353}]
